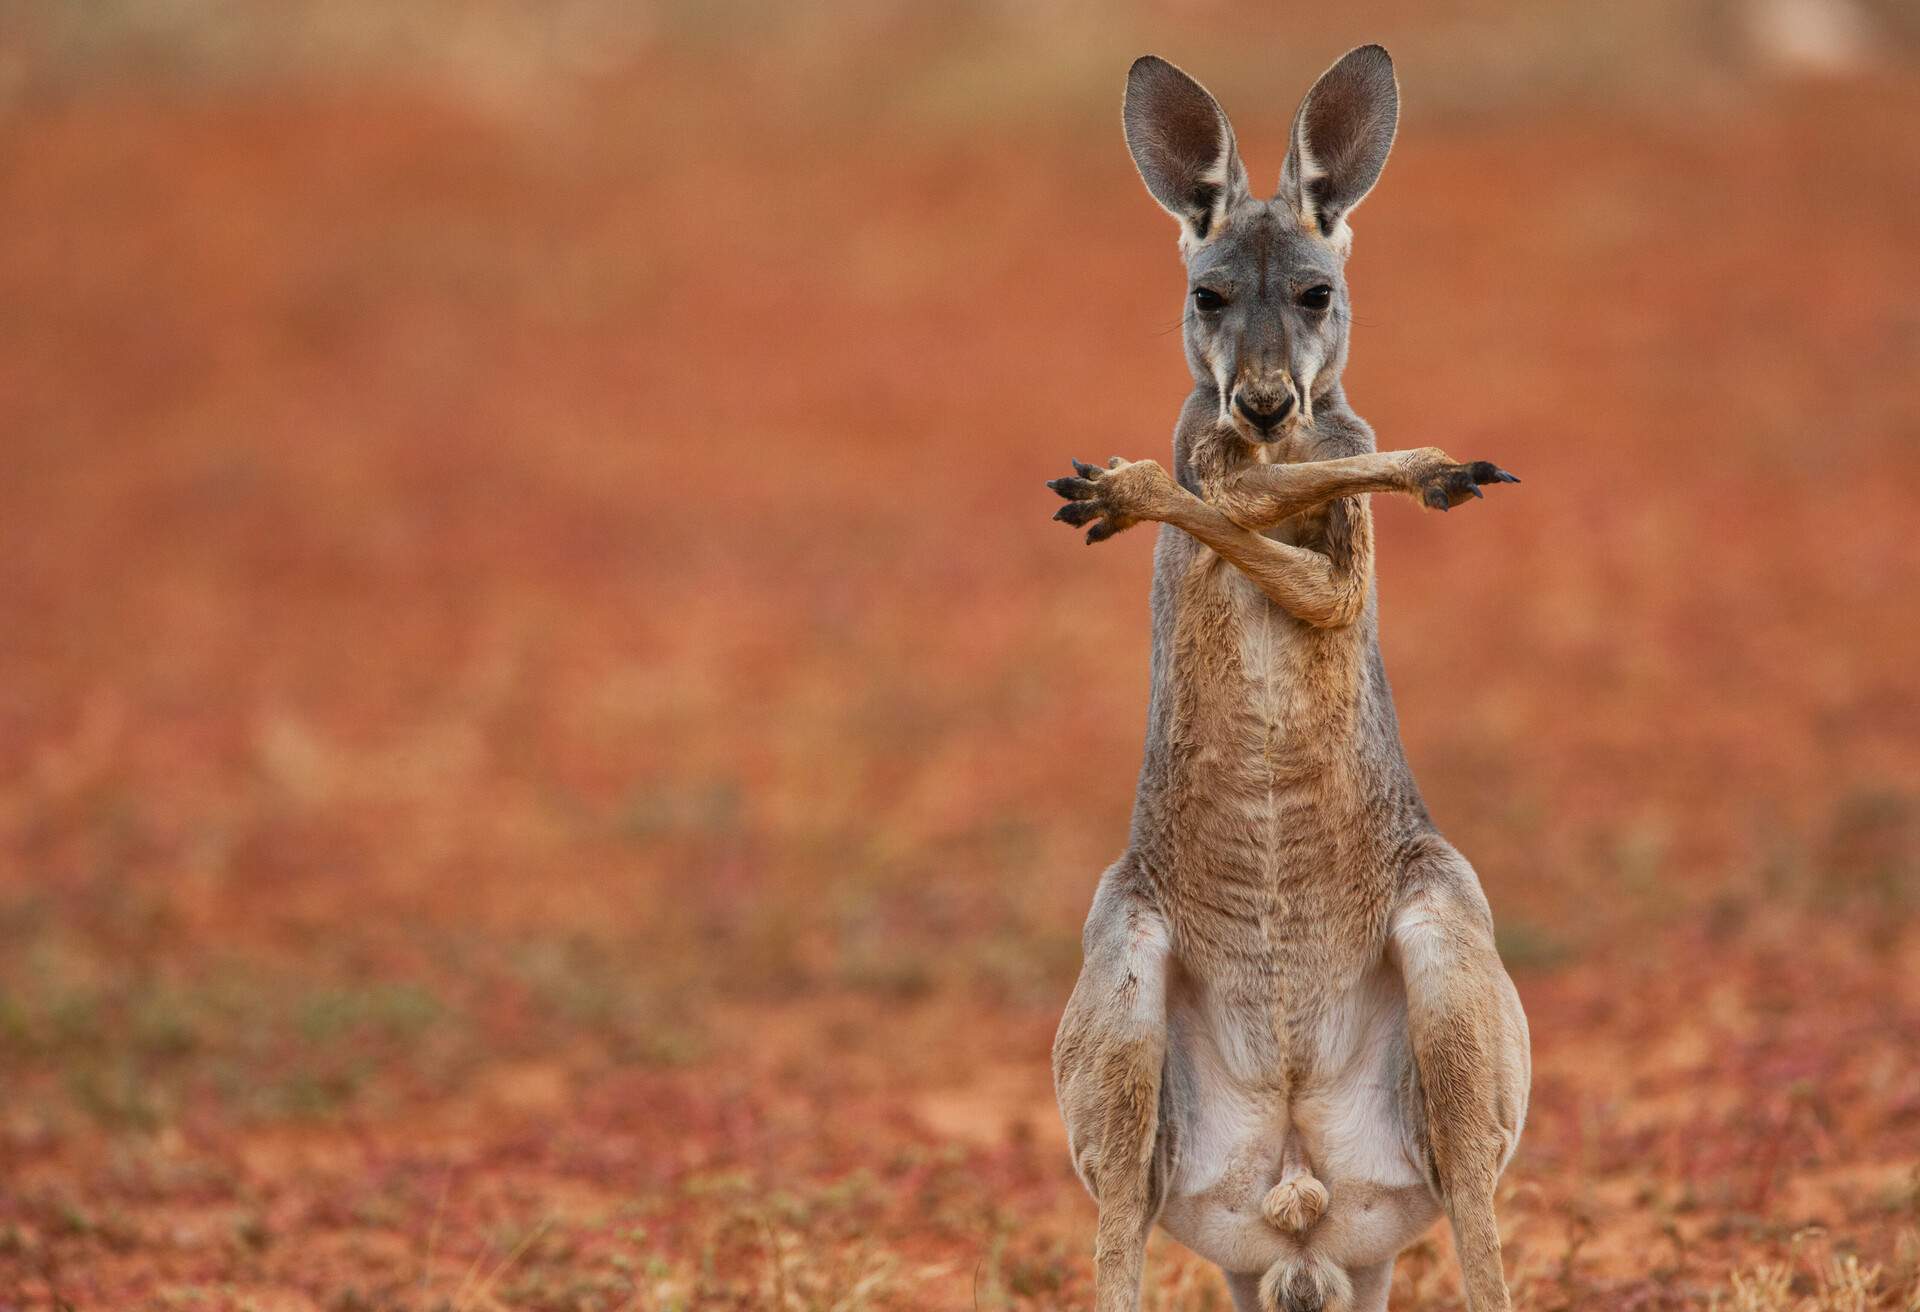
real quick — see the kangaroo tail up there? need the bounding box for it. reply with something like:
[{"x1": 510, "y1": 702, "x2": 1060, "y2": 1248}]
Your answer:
[{"x1": 1257, "y1": 1251, "x2": 1352, "y2": 1312}]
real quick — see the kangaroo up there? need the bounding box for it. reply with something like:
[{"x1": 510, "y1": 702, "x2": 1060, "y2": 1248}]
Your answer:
[{"x1": 1046, "y1": 47, "x2": 1531, "y2": 1312}]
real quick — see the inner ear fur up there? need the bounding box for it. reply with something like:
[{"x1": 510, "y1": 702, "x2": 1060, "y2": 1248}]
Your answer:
[
  {"x1": 1124, "y1": 55, "x2": 1249, "y2": 244},
  {"x1": 1280, "y1": 44, "x2": 1399, "y2": 240}
]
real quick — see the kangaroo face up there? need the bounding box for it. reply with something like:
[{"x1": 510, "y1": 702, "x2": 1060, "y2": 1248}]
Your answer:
[
  {"x1": 1124, "y1": 48, "x2": 1399, "y2": 449},
  {"x1": 1183, "y1": 206, "x2": 1347, "y2": 444}
]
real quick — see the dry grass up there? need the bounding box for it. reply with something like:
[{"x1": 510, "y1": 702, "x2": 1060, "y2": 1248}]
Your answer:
[{"x1": 1716, "y1": 1241, "x2": 1920, "y2": 1312}]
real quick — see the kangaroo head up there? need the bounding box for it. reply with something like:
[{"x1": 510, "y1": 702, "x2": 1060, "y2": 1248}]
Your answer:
[{"x1": 1124, "y1": 46, "x2": 1398, "y2": 445}]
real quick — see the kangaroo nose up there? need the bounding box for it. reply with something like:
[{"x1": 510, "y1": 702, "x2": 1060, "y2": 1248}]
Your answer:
[{"x1": 1233, "y1": 390, "x2": 1296, "y2": 434}]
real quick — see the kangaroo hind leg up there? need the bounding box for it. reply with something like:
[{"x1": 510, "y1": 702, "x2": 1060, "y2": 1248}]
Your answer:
[
  {"x1": 1053, "y1": 873, "x2": 1175, "y2": 1312},
  {"x1": 1390, "y1": 839, "x2": 1531, "y2": 1312}
]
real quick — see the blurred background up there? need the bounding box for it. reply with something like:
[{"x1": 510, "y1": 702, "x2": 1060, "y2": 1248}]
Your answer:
[{"x1": 2, "y1": 2, "x2": 1918, "y2": 1308}]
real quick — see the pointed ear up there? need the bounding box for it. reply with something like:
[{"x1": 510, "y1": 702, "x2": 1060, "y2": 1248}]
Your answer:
[
  {"x1": 1124, "y1": 55, "x2": 1250, "y2": 246},
  {"x1": 1279, "y1": 44, "x2": 1399, "y2": 245}
]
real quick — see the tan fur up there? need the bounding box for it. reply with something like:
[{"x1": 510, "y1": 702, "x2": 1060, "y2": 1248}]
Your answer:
[
  {"x1": 1073, "y1": 444, "x2": 1483, "y2": 631},
  {"x1": 1262, "y1": 1176, "x2": 1329, "y2": 1234},
  {"x1": 1054, "y1": 47, "x2": 1529, "y2": 1312}
]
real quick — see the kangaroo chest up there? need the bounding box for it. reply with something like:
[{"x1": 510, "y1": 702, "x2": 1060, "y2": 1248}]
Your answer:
[
  {"x1": 1162, "y1": 550, "x2": 1367, "y2": 849},
  {"x1": 1145, "y1": 551, "x2": 1390, "y2": 1041}
]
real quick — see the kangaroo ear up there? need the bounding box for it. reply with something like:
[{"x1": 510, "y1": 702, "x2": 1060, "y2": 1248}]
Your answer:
[
  {"x1": 1124, "y1": 55, "x2": 1250, "y2": 246},
  {"x1": 1279, "y1": 45, "x2": 1398, "y2": 246}
]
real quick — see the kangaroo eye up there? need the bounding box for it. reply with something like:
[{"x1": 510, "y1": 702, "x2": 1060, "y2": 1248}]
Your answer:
[
  {"x1": 1298, "y1": 285, "x2": 1333, "y2": 311},
  {"x1": 1192, "y1": 287, "x2": 1225, "y2": 312}
]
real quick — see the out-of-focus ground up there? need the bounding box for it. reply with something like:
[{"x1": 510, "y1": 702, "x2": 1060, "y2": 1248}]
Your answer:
[{"x1": 2, "y1": 3, "x2": 1919, "y2": 1309}]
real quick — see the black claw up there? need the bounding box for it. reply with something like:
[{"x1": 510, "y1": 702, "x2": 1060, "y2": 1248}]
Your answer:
[
  {"x1": 1468, "y1": 484, "x2": 1484, "y2": 499},
  {"x1": 1086, "y1": 520, "x2": 1118, "y2": 544},
  {"x1": 1468, "y1": 461, "x2": 1521, "y2": 485},
  {"x1": 1055, "y1": 502, "x2": 1099, "y2": 526},
  {"x1": 1049, "y1": 477, "x2": 1097, "y2": 501},
  {"x1": 1072, "y1": 459, "x2": 1101, "y2": 479}
]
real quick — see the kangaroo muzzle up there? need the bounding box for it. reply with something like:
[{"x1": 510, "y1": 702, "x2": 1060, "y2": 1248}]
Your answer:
[{"x1": 1232, "y1": 385, "x2": 1297, "y2": 438}]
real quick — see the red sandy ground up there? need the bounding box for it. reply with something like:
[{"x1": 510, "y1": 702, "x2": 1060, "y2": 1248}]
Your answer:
[{"x1": 2, "y1": 42, "x2": 1919, "y2": 1312}]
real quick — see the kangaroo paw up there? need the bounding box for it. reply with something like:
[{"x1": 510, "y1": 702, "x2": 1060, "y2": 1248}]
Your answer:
[
  {"x1": 1416, "y1": 458, "x2": 1520, "y2": 511},
  {"x1": 1047, "y1": 456, "x2": 1182, "y2": 544}
]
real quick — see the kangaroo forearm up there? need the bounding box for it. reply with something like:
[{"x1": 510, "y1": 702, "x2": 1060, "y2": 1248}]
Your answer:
[
  {"x1": 1046, "y1": 452, "x2": 1385, "y2": 626},
  {"x1": 1161, "y1": 497, "x2": 1368, "y2": 628},
  {"x1": 1213, "y1": 450, "x2": 1420, "y2": 529}
]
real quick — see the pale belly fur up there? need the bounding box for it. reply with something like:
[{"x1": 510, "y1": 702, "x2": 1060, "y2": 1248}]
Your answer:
[{"x1": 1156, "y1": 958, "x2": 1439, "y2": 1276}]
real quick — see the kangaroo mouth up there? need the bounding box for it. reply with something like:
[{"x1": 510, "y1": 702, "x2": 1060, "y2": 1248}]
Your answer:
[
  {"x1": 1229, "y1": 410, "x2": 1303, "y2": 447},
  {"x1": 1231, "y1": 393, "x2": 1299, "y2": 444},
  {"x1": 1226, "y1": 416, "x2": 1313, "y2": 465}
]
